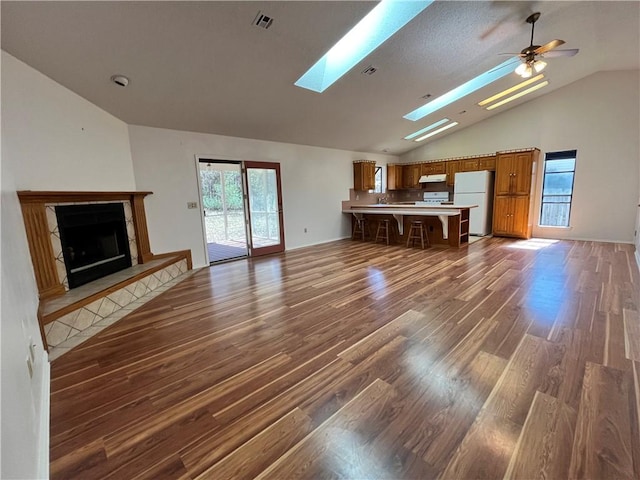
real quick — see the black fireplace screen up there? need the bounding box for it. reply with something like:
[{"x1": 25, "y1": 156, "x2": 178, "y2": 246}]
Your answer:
[{"x1": 55, "y1": 203, "x2": 132, "y2": 289}]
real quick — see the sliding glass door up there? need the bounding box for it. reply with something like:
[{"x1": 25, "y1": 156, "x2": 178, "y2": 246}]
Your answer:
[
  {"x1": 198, "y1": 160, "x2": 248, "y2": 263},
  {"x1": 243, "y1": 161, "x2": 285, "y2": 256}
]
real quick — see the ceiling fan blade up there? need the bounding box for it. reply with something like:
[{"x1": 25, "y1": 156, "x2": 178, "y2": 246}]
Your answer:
[
  {"x1": 498, "y1": 52, "x2": 526, "y2": 56},
  {"x1": 541, "y1": 48, "x2": 579, "y2": 58},
  {"x1": 534, "y1": 39, "x2": 565, "y2": 55}
]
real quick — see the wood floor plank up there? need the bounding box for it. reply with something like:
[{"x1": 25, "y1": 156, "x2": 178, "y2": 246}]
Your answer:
[
  {"x1": 482, "y1": 334, "x2": 566, "y2": 426},
  {"x1": 338, "y1": 309, "x2": 428, "y2": 363},
  {"x1": 181, "y1": 357, "x2": 355, "y2": 476},
  {"x1": 569, "y1": 362, "x2": 635, "y2": 480},
  {"x1": 195, "y1": 408, "x2": 313, "y2": 480},
  {"x1": 47, "y1": 238, "x2": 640, "y2": 479},
  {"x1": 504, "y1": 391, "x2": 577, "y2": 480},
  {"x1": 253, "y1": 378, "x2": 403, "y2": 479},
  {"x1": 439, "y1": 411, "x2": 521, "y2": 480},
  {"x1": 624, "y1": 308, "x2": 640, "y2": 362},
  {"x1": 411, "y1": 351, "x2": 508, "y2": 470}
]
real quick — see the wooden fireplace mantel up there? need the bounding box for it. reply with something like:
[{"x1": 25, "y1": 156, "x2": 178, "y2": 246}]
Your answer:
[{"x1": 17, "y1": 190, "x2": 154, "y2": 299}]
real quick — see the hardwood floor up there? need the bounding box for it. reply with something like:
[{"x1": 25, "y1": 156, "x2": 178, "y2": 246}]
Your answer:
[{"x1": 49, "y1": 237, "x2": 640, "y2": 479}]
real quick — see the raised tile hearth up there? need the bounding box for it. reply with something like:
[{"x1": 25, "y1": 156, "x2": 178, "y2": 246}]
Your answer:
[
  {"x1": 17, "y1": 191, "x2": 194, "y2": 355},
  {"x1": 44, "y1": 255, "x2": 196, "y2": 360}
]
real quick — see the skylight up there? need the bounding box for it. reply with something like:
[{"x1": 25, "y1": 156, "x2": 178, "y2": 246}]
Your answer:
[
  {"x1": 404, "y1": 118, "x2": 450, "y2": 140},
  {"x1": 295, "y1": 0, "x2": 433, "y2": 93},
  {"x1": 414, "y1": 121, "x2": 458, "y2": 142},
  {"x1": 403, "y1": 57, "x2": 520, "y2": 121},
  {"x1": 485, "y1": 80, "x2": 549, "y2": 110},
  {"x1": 478, "y1": 74, "x2": 544, "y2": 106}
]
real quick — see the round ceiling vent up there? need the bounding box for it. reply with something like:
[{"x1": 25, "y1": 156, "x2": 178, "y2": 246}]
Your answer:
[{"x1": 110, "y1": 75, "x2": 129, "y2": 87}]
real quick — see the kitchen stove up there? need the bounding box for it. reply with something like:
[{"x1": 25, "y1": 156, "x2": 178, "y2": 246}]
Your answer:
[{"x1": 416, "y1": 191, "x2": 449, "y2": 206}]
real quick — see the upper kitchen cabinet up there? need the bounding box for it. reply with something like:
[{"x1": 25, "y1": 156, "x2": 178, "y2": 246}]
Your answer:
[
  {"x1": 387, "y1": 164, "x2": 404, "y2": 190},
  {"x1": 446, "y1": 160, "x2": 460, "y2": 187},
  {"x1": 478, "y1": 156, "x2": 496, "y2": 171},
  {"x1": 403, "y1": 164, "x2": 421, "y2": 189},
  {"x1": 353, "y1": 161, "x2": 376, "y2": 191},
  {"x1": 459, "y1": 158, "x2": 479, "y2": 172},
  {"x1": 422, "y1": 162, "x2": 446, "y2": 175},
  {"x1": 495, "y1": 151, "x2": 539, "y2": 196}
]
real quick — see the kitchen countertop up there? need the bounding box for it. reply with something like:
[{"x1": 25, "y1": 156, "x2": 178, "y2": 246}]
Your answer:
[
  {"x1": 343, "y1": 204, "x2": 475, "y2": 239},
  {"x1": 348, "y1": 204, "x2": 477, "y2": 211}
]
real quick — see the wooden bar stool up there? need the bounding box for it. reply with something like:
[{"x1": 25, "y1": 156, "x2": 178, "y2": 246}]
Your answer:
[
  {"x1": 375, "y1": 219, "x2": 392, "y2": 245},
  {"x1": 406, "y1": 220, "x2": 430, "y2": 249},
  {"x1": 352, "y1": 216, "x2": 370, "y2": 241}
]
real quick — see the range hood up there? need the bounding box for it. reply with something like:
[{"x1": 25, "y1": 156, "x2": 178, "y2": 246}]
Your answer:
[{"x1": 418, "y1": 174, "x2": 447, "y2": 183}]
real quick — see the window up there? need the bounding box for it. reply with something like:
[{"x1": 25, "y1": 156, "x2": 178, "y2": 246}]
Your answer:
[
  {"x1": 539, "y1": 150, "x2": 577, "y2": 227},
  {"x1": 374, "y1": 166, "x2": 383, "y2": 193}
]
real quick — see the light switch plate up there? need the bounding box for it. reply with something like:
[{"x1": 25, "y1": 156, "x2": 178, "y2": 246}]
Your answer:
[{"x1": 187, "y1": 202, "x2": 198, "y2": 209}]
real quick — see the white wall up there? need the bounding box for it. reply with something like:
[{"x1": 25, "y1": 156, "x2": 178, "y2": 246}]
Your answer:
[
  {"x1": 129, "y1": 125, "x2": 397, "y2": 268},
  {"x1": 1, "y1": 51, "x2": 136, "y2": 479},
  {"x1": 402, "y1": 70, "x2": 640, "y2": 243},
  {"x1": 1, "y1": 52, "x2": 135, "y2": 191}
]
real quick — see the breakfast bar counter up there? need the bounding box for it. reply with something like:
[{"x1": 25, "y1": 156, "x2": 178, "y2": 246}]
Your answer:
[{"x1": 343, "y1": 204, "x2": 476, "y2": 247}]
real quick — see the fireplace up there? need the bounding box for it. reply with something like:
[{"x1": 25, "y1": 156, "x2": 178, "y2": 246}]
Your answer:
[{"x1": 56, "y1": 203, "x2": 132, "y2": 289}]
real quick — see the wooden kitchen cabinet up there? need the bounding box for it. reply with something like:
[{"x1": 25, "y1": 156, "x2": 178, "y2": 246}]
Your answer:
[
  {"x1": 387, "y1": 164, "x2": 404, "y2": 190},
  {"x1": 495, "y1": 151, "x2": 537, "y2": 196},
  {"x1": 446, "y1": 160, "x2": 460, "y2": 187},
  {"x1": 493, "y1": 196, "x2": 531, "y2": 237},
  {"x1": 353, "y1": 161, "x2": 376, "y2": 191},
  {"x1": 421, "y1": 161, "x2": 446, "y2": 175},
  {"x1": 459, "y1": 158, "x2": 479, "y2": 172},
  {"x1": 478, "y1": 156, "x2": 496, "y2": 171},
  {"x1": 403, "y1": 164, "x2": 421, "y2": 189},
  {"x1": 493, "y1": 149, "x2": 540, "y2": 239}
]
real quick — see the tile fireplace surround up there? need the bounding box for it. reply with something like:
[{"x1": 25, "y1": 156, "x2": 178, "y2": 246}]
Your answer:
[{"x1": 17, "y1": 191, "x2": 192, "y2": 358}]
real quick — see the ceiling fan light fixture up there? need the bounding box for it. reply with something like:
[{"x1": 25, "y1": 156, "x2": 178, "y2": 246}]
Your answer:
[
  {"x1": 534, "y1": 60, "x2": 547, "y2": 73},
  {"x1": 515, "y1": 62, "x2": 533, "y2": 78},
  {"x1": 515, "y1": 59, "x2": 546, "y2": 78}
]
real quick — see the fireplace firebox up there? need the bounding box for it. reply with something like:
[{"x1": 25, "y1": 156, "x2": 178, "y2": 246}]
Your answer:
[{"x1": 56, "y1": 203, "x2": 132, "y2": 289}]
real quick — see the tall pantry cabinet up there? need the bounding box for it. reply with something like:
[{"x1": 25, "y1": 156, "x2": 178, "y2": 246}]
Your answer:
[{"x1": 492, "y1": 149, "x2": 540, "y2": 239}]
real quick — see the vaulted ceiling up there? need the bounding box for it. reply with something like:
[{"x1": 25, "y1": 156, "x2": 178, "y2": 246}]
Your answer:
[{"x1": 2, "y1": 1, "x2": 639, "y2": 155}]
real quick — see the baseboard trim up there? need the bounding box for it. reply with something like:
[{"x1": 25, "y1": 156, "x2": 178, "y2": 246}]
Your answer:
[
  {"x1": 37, "y1": 352, "x2": 50, "y2": 479},
  {"x1": 635, "y1": 248, "x2": 640, "y2": 273},
  {"x1": 285, "y1": 236, "x2": 351, "y2": 252},
  {"x1": 534, "y1": 235, "x2": 635, "y2": 245}
]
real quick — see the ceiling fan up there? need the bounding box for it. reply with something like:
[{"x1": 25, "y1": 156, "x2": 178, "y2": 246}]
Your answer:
[{"x1": 502, "y1": 12, "x2": 579, "y2": 78}]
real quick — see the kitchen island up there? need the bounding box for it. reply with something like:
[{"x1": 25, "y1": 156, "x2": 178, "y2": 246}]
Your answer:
[{"x1": 343, "y1": 204, "x2": 476, "y2": 247}]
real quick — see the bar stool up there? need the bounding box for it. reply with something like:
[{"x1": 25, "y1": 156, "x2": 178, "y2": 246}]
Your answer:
[
  {"x1": 352, "y1": 216, "x2": 370, "y2": 241},
  {"x1": 375, "y1": 219, "x2": 392, "y2": 245},
  {"x1": 406, "y1": 220, "x2": 430, "y2": 249}
]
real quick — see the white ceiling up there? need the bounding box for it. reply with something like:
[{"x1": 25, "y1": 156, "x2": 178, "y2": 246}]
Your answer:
[{"x1": 2, "y1": 1, "x2": 639, "y2": 155}]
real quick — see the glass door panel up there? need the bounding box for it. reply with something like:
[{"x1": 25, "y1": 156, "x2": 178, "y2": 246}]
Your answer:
[
  {"x1": 244, "y1": 161, "x2": 285, "y2": 256},
  {"x1": 198, "y1": 160, "x2": 248, "y2": 263}
]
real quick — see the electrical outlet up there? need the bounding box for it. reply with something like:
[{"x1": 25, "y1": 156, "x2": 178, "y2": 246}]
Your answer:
[
  {"x1": 26, "y1": 356, "x2": 33, "y2": 379},
  {"x1": 187, "y1": 202, "x2": 198, "y2": 209}
]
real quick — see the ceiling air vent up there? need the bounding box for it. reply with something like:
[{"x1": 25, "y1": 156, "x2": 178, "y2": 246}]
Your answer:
[
  {"x1": 361, "y1": 66, "x2": 377, "y2": 75},
  {"x1": 253, "y1": 11, "x2": 273, "y2": 29}
]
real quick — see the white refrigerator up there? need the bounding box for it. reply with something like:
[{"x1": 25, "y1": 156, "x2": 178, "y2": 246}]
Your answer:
[{"x1": 454, "y1": 170, "x2": 494, "y2": 236}]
